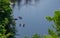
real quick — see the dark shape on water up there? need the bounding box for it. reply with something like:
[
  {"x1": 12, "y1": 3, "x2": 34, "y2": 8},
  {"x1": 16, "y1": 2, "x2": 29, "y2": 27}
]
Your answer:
[
  {"x1": 19, "y1": 23, "x2": 25, "y2": 27},
  {"x1": 29, "y1": 0, "x2": 32, "y2": 2},
  {"x1": 13, "y1": 18, "x2": 18, "y2": 20},
  {"x1": 17, "y1": 0, "x2": 22, "y2": 6},
  {"x1": 10, "y1": 0, "x2": 40, "y2": 8},
  {"x1": 25, "y1": 0, "x2": 29, "y2": 4},
  {"x1": 17, "y1": 0, "x2": 22, "y2": 9},
  {"x1": 19, "y1": 24, "x2": 21, "y2": 27},
  {"x1": 10, "y1": 0, "x2": 16, "y2": 8},
  {"x1": 12, "y1": 3, "x2": 15, "y2": 8},
  {"x1": 23, "y1": 24, "x2": 25, "y2": 27},
  {"x1": 25, "y1": 0, "x2": 32, "y2": 4},
  {"x1": 19, "y1": 16, "x2": 22, "y2": 20}
]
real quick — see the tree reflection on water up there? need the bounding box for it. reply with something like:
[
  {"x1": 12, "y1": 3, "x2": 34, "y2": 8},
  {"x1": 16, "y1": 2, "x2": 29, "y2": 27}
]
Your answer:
[{"x1": 10, "y1": 0, "x2": 40, "y2": 8}]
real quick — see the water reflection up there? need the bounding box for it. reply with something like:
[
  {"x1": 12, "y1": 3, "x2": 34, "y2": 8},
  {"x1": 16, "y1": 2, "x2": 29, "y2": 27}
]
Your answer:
[
  {"x1": 17, "y1": 0, "x2": 22, "y2": 8},
  {"x1": 23, "y1": 24, "x2": 25, "y2": 27},
  {"x1": 10, "y1": 0, "x2": 40, "y2": 8},
  {"x1": 12, "y1": 16, "x2": 22, "y2": 21},
  {"x1": 19, "y1": 23, "x2": 25, "y2": 27},
  {"x1": 25, "y1": 0, "x2": 32, "y2": 4},
  {"x1": 18, "y1": 16, "x2": 23, "y2": 20},
  {"x1": 19, "y1": 24, "x2": 21, "y2": 27},
  {"x1": 13, "y1": 18, "x2": 18, "y2": 20}
]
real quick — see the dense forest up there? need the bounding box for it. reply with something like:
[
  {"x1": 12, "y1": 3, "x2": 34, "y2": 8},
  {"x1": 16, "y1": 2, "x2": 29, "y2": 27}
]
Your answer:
[{"x1": 0, "y1": 0, "x2": 60, "y2": 38}]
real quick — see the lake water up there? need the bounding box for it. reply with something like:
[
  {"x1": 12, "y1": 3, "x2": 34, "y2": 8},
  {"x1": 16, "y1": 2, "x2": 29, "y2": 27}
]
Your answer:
[{"x1": 13, "y1": 0, "x2": 60, "y2": 38}]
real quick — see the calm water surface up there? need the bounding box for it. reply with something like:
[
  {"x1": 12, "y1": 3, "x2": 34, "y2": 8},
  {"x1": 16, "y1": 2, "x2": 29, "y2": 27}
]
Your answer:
[{"x1": 13, "y1": 0, "x2": 60, "y2": 38}]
